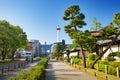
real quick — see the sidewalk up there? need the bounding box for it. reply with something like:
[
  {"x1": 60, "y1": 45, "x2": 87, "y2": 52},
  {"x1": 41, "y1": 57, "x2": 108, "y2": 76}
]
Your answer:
[{"x1": 45, "y1": 59, "x2": 97, "y2": 80}]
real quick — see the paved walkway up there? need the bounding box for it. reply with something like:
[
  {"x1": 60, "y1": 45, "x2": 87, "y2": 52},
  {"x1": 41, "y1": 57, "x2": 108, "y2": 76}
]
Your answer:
[{"x1": 45, "y1": 59, "x2": 97, "y2": 80}]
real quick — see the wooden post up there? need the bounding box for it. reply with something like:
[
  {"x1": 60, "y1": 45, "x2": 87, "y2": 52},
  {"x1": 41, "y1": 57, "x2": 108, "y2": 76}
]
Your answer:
[
  {"x1": 105, "y1": 65, "x2": 108, "y2": 74},
  {"x1": 106, "y1": 76, "x2": 108, "y2": 80},
  {"x1": 117, "y1": 67, "x2": 119, "y2": 78},
  {"x1": 94, "y1": 72, "x2": 96, "y2": 76}
]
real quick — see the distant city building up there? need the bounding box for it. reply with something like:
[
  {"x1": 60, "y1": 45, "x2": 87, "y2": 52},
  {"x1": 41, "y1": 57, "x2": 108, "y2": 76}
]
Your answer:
[
  {"x1": 51, "y1": 39, "x2": 68, "y2": 53},
  {"x1": 29, "y1": 39, "x2": 42, "y2": 57},
  {"x1": 41, "y1": 44, "x2": 52, "y2": 54}
]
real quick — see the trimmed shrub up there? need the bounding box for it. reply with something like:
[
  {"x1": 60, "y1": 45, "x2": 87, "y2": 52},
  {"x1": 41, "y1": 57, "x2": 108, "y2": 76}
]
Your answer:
[
  {"x1": 87, "y1": 53, "x2": 98, "y2": 60},
  {"x1": 106, "y1": 56, "x2": 115, "y2": 61},
  {"x1": 98, "y1": 63, "x2": 105, "y2": 72},
  {"x1": 108, "y1": 65, "x2": 116, "y2": 75},
  {"x1": 9, "y1": 58, "x2": 48, "y2": 80},
  {"x1": 98, "y1": 60, "x2": 109, "y2": 65},
  {"x1": 86, "y1": 60, "x2": 94, "y2": 67}
]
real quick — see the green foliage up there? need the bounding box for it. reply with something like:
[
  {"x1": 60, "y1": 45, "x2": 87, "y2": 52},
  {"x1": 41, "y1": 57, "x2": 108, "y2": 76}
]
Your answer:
[
  {"x1": 0, "y1": 20, "x2": 28, "y2": 60},
  {"x1": 106, "y1": 52, "x2": 120, "y2": 61},
  {"x1": 92, "y1": 60, "x2": 120, "y2": 76},
  {"x1": 63, "y1": 5, "x2": 97, "y2": 68},
  {"x1": 98, "y1": 63, "x2": 105, "y2": 72},
  {"x1": 112, "y1": 12, "x2": 120, "y2": 26},
  {"x1": 90, "y1": 12, "x2": 120, "y2": 68},
  {"x1": 98, "y1": 60, "x2": 109, "y2": 65},
  {"x1": 106, "y1": 56, "x2": 115, "y2": 61},
  {"x1": 94, "y1": 60, "x2": 109, "y2": 72},
  {"x1": 9, "y1": 58, "x2": 48, "y2": 80},
  {"x1": 87, "y1": 53, "x2": 98, "y2": 60},
  {"x1": 86, "y1": 60, "x2": 94, "y2": 67},
  {"x1": 53, "y1": 43, "x2": 62, "y2": 59},
  {"x1": 108, "y1": 65, "x2": 116, "y2": 75},
  {"x1": 109, "y1": 62, "x2": 120, "y2": 68},
  {"x1": 90, "y1": 17, "x2": 102, "y2": 31},
  {"x1": 109, "y1": 52, "x2": 120, "y2": 57},
  {"x1": 72, "y1": 57, "x2": 82, "y2": 65}
]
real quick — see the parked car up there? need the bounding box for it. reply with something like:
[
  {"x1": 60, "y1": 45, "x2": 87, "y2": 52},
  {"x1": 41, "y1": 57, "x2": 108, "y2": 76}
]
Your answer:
[{"x1": 24, "y1": 51, "x2": 33, "y2": 62}]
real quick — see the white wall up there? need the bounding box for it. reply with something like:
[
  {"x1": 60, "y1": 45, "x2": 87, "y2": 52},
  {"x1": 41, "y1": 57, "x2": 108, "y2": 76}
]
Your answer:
[
  {"x1": 103, "y1": 44, "x2": 119, "y2": 59},
  {"x1": 69, "y1": 52, "x2": 78, "y2": 58},
  {"x1": 63, "y1": 52, "x2": 78, "y2": 58}
]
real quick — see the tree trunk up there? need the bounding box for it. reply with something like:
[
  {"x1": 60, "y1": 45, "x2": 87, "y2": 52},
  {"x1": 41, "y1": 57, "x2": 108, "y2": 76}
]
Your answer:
[
  {"x1": 80, "y1": 45, "x2": 87, "y2": 68},
  {"x1": 11, "y1": 51, "x2": 15, "y2": 61},
  {"x1": 90, "y1": 45, "x2": 111, "y2": 68},
  {"x1": 1, "y1": 50, "x2": 6, "y2": 60},
  {"x1": 90, "y1": 35, "x2": 118, "y2": 69}
]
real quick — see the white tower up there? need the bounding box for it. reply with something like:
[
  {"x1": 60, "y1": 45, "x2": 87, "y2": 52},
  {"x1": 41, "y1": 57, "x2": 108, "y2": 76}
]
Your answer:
[{"x1": 56, "y1": 25, "x2": 61, "y2": 42}]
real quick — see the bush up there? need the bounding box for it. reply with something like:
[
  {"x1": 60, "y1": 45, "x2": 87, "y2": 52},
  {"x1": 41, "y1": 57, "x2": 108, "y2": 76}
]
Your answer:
[
  {"x1": 94, "y1": 60, "x2": 120, "y2": 75},
  {"x1": 9, "y1": 58, "x2": 48, "y2": 80},
  {"x1": 108, "y1": 65, "x2": 116, "y2": 75},
  {"x1": 72, "y1": 57, "x2": 82, "y2": 65},
  {"x1": 109, "y1": 52, "x2": 120, "y2": 57},
  {"x1": 109, "y1": 62, "x2": 120, "y2": 68},
  {"x1": 86, "y1": 60, "x2": 93, "y2": 67},
  {"x1": 87, "y1": 53, "x2": 98, "y2": 60},
  {"x1": 98, "y1": 63, "x2": 105, "y2": 72},
  {"x1": 106, "y1": 56, "x2": 115, "y2": 61},
  {"x1": 98, "y1": 60, "x2": 109, "y2": 65}
]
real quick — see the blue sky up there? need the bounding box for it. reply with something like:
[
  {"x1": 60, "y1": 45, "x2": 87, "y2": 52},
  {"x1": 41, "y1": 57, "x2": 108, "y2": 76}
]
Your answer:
[{"x1": 0, "y1": 0, "x2": 120, "y2": 44}]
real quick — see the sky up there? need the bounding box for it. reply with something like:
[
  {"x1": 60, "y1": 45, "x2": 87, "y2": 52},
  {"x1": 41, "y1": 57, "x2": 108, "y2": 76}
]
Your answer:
[{"x1": 0, "y1": 0, "x2": 120, "y2": 44}]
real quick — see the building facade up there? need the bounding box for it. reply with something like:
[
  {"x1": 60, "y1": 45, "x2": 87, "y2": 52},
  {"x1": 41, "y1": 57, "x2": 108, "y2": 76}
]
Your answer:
[{"x1": 29, "y1": 39, "x2": 42, "y2": 57}]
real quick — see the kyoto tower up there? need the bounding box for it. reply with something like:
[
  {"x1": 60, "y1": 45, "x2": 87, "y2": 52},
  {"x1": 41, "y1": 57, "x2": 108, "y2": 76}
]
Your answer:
[{"x1": 56, "y1": 25, "x2": 61, "y2": 42}]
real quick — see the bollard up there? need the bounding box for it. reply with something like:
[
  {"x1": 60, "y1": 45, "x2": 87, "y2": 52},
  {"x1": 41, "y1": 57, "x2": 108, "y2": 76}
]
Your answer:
[
  {"x1": 117, "y1": 67, "x2": 119, "y2": 78},
  {"x1": 94, "y1": 72, "x2": 96, "y2": 76},
  {"x1": 105, "y1": 65, "x2": 108, "y2": 74},
  {"x1": 106, "y1": 76, "x2": 108, "y2": 80}
]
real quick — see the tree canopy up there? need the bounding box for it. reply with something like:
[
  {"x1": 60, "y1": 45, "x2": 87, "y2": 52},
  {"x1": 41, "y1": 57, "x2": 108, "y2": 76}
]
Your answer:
[
  {"x1": 90, "y1": 12, "x2": 120, "y2": 68},
  {"x1": 0, "y1": 20, "x2": 28, "y2": 60},
  {"x1": 63, "y1": 5, "x2": 96, "y2": 68},
  {"x1": 90, "y1": 17, "x2": 102, "y2": 31}
]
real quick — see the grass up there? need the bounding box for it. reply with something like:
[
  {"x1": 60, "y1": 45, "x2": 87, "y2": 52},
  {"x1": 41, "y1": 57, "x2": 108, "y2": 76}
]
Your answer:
[{"x1": 65, "y1": 62, "x2": 120, "y2": 80}]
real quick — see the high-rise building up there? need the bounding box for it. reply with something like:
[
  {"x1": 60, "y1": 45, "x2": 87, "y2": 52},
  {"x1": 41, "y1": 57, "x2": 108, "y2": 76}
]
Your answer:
[
  {"x1": 41, "y1": 44, "x2": 52, "y2": 54},
  {"x1": 29, "y1": 39, "x2": 42, "y2": 57}
]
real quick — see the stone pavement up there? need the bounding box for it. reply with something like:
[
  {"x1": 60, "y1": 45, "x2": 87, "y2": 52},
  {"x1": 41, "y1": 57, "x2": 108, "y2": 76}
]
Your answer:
[{"x1": 45, "y1": 59, "x2": 97, "y2": 80}]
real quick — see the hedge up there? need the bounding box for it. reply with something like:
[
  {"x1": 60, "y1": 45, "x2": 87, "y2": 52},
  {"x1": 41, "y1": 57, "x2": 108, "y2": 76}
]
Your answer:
[{"x1": 9, "y1": 58, "x2": 48, "y2": 80}]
